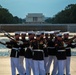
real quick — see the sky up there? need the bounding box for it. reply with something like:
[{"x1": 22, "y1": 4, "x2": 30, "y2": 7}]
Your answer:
[{"x1": 0, "y1": 0, "x2": 76, "y2": 18}]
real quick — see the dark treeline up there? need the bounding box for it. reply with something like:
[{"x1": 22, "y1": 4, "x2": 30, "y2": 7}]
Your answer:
[
  {"x1": 45, "y1": 4, "x2": 76, "y2": 24},
  {"x1": 0, "y1": 5, "x2": 25, "y2": 24}
]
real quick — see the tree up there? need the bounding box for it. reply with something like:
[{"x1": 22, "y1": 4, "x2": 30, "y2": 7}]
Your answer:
[
  {"x1": 0, "y1": 5, "x2": 2, "y2": 8},
  {"x1": 45, "y1": 18, "x2": 52, "y2": 23},
  {"x1": 0, "y1": 5, "x2": 23, "y2": 24},
  {"x1": 0, "y1": 8, "x2": 14, "y2": 24},
  {"x1": 52, "y1": 4, "x2": 76, "y2": 24}
]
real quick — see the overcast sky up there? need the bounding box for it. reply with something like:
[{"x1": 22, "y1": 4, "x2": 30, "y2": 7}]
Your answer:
[{"x1": 0, "y1": 0, "x2": 76, "y2": 18}]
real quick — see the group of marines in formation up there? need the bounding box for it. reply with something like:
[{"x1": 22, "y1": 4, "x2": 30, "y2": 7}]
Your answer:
[{"x1": 0, "y1": 30, "x2": 76, "y2": 75}]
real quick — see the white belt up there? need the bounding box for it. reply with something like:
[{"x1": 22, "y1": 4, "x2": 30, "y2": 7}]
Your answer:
[
  {"x1": 72, "y1": 43, "x2": 76, "y2": 45},
  {"x1": 12, "y1": 48, "x2": 19, "y2": 51},
  {"x1": 34, "y1": 49, "x2": 43, "y2": 52},
  {"x1": 58, "y1": 50, "x2": 65, "y2": 52}
]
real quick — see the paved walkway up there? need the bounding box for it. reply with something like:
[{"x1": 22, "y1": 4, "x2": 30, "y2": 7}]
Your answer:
[{"x1": 0, "y1": 56, "x2": 76, "y2": 75}]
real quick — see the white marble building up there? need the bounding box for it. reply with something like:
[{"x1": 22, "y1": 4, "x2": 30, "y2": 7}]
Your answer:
[{"x1": 26, "y1": 13, "x2": 45, "y2": 23}]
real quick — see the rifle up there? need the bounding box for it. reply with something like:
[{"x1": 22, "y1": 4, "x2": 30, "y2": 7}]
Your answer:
[
  {"x1": 0, "y1": 30, "x2": 14, "y2": 40},
  {"x1": 0, "y1": 30, "x2": 23, "y2": 45},
  {"x1": 65, "y1": 36, "x2": 76, "y2": 44},
  {"x1": 63, "y1": 35, "x2": 76, "y2": 48}
]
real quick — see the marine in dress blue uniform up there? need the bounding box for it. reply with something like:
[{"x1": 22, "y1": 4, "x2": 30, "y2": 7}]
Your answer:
[
  {"x1": 7, "y1": 32, "x2": 25, "y2": 75},
  {"x1": 32, "y1": 32, "x2": 45, "y2": 75},
  {"x1": 55, "y1": 33, "x2": 66, "y2": 75},
  {"x1": 63, "y1": 32, "x2": 76, "y2": 75},
  {"x1": 25, "y1": 31, "x2": 35, "y2": 75},
  {"x1": 47, "y1": 31, "x2": 57, "y2": 75},
  {"x1": 19, "y1": 32, "x2": 27, "y2": 74}
]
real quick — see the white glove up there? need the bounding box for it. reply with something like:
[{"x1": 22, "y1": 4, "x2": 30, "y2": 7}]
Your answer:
[
  {"x1": 25, "y1": 48, "x2": 27, "y2": 51},
  {"x1": 64, "y1": 43, "x2": 68, "y2": 47},
  {"x1": 29, "y1": 46, "x2": 33, "y2": 50},
  {"x1": 18, "y1": 41, "x2": 23, "y2": 45},
  {"x1": 44, "y1": 44, "x2": 47, "y2": 47}
]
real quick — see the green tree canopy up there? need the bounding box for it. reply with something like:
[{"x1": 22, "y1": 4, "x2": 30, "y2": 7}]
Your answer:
[
  {"x1": 0, "y1": 5, "x2": 23, "y2": 24},
  {"x1": 46, "y1": 4, "x2": 76, "y2": 24}
]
